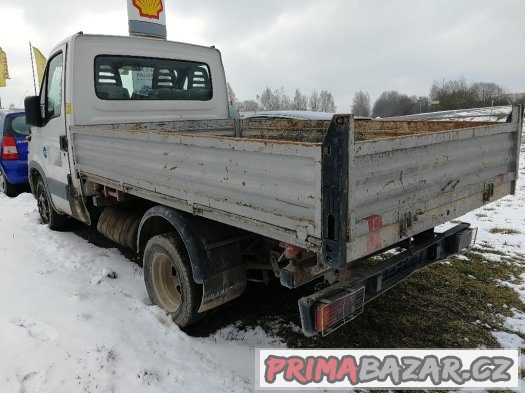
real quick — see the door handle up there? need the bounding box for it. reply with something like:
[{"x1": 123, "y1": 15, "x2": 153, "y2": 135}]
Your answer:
[{"x1": 59, "y1": 135, "x2": 68, "y2": 152}]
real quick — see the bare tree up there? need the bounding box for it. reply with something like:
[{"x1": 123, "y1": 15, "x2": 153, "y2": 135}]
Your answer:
[
  {"x1": 319, "y1": 90, "x2": 336, "y2": 112},
  {"x1": 226, "y1": 82, "x2": 238, "y2": 106},
  {"x1": 257, "y1": 87, "x2": 294, "y2": 110},
  {"x1": 246, "y1": 87, "x2": 338, "y2": 112},
  {"x1": 309, "y1": 90, "x2": 320, "y2": 111},
  {"x1": 258, "y1": 87, "x2": 278, "y2": 110},
  {"x1": 372, "y1": 90, "x2": 421, "y2": 118},
  {"x1": 351, "y1": 91, "x2": 371, "y2": 117},
  {"x1": 292, "y1": 89, "x2": 308, "y2": 110},
  {"x1": 471, "y1": 82, "x2": 507, "y2": 106},
  {"x1": 430, "y1": 77, "x2": 476, "y2": 110},
  {"x1": 237, "y1": 99, "x2": 261, "y2": 112}
]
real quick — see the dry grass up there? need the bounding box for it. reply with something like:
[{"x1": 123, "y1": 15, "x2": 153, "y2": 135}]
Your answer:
[{"x1": 489, "y1": 227, "x2": 521, "y2": 235}]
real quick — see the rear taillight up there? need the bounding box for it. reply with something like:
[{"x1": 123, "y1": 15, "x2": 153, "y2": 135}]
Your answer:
[
  {"x1": 315, "y1": 286, "x2": 365, "y2": 336},
  {"x1": 1, "y1": 136, "x2": 19, "y2": 160}
]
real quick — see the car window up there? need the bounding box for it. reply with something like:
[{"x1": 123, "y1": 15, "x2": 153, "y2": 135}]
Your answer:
[
  {"x1": 12, "y1": 115, "x2": 30, "y2": 136},
  {"x1": 46, "y1": 53, "x2": 63, "y2": 119},
  {"x1": 4, "y1": 114, "x2": 30, "y2": 136},
  {"x1": 94, "y1": 55, "x2": 213, "y2": 101}
]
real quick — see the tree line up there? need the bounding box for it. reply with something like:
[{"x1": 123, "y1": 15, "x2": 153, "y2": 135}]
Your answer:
[
  {"x1": 228, "y1": 77, "x2": 508, "y2": 118},
  {"x1": 227, "y1": 84, "x2": 336, "y2": 113},
  {"x1": 352, "y1": 78, "x2": 508, "y2": 118}
]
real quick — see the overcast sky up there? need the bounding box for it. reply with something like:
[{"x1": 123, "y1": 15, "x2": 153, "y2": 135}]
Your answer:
[{"x1": 0, "y1": 0, "x2": 524, "y2": 110}]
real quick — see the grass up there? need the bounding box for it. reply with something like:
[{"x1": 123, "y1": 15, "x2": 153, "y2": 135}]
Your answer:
[
  {"x1": 489, "y1": 227, "x2": 521, "y2": 235},
  {"x1": 189, "y1": 249, "x2": 525, "y2": 352}
]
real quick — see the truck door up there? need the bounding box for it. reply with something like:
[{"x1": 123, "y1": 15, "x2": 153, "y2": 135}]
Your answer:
[{"x1": 30, "y1": 46, "x2": 73, "y2": 216}]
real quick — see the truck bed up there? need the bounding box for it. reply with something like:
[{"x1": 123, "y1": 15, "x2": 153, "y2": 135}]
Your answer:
[{"x1": 70, "y1": 106, "x2": 523, "y2": 265}]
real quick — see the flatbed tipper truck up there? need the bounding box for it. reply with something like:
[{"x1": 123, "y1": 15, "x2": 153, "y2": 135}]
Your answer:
[{"x1": 24, "y1": 33, "x2": 523, "y2": 336}]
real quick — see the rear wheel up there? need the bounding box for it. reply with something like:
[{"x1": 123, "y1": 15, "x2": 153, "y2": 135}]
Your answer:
[
  {"x1": 0, "y1": 171, "x2": 18, "y2": 197},
  {"x1": 143, "y1": 233, "x2": 205, "y2": 328},
  {"x1": 36, "y1": 178, "x2": 68, "y2": 230}
]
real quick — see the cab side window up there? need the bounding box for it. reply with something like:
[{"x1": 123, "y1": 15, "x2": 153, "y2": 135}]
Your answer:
[{"x1": 41, "y1": 53, "x2": 64, "y2": 121}]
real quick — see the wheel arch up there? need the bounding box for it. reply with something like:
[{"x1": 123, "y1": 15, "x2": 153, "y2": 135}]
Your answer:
[
  {"x1": 137, "y1": 205, "x2": 247, "y2": 313},
  {"x1": 28, "y1": 161, "x2": 46, "y2": 198},
  {"x1": 137, "y1": 206, "x2": 209, "y2": 284}
]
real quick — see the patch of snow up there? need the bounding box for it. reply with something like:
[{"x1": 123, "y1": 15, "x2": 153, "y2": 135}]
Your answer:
[
  {"x1": 502, "y1": 309, "x2": 525, "y2": 335},
  {"x1": 0, "y1": 193, "x2": 283, "y2": 392},
  {"x1": 492, "y1": 331, "x2": 525, "y2": 349}
]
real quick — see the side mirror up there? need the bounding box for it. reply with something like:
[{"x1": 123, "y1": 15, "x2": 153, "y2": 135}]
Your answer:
[{"x1": 24, "y1": 96, "x2": 43, "y2": 127}]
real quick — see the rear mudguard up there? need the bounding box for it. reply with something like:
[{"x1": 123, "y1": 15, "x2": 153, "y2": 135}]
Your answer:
[{"x1": 137, "y1": 205, "x2": 247, "y2": 313}]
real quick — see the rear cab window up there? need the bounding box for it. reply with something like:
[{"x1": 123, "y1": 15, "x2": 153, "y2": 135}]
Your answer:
[
  {"x1": 94, "y1": 56, "x2": 213, "y2": 101},
  {"x1": 3, "y1": 114, "x2": 30, "y2": 137}
]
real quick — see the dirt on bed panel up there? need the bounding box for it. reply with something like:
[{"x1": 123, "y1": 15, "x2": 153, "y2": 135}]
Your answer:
[{"x1": 240, "y1": 118, "x2": 498, "y2": 143}]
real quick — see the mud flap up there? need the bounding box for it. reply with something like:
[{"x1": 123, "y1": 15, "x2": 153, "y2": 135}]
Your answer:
[
  {"x1": 199, "y1": 239, "x2": 247, "y2": 313},
  {"x1": 67, "y1": 175, "x2": 92, "y2": 225}
]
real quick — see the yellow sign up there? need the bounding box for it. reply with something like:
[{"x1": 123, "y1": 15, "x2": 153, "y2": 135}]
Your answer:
[
  {"x1": 33, "y1": 46, "x2": 47, "y2": 87},
  {"x1": 132, "y1": 0, "x2": 164, "y2": 19},
  {"x1": 0, "y1": 48, "x2": 9, "y2": 87}
]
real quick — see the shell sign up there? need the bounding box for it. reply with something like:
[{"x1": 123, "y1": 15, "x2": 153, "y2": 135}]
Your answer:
[
  {"x1": 127, "y1": 0, "x2": 167, "y2": 39},
  {"x1": 132, "y1": 0, "x2": 164, "y2": 20}
]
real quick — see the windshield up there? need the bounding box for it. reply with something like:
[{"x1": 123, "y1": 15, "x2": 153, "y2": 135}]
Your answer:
[{"x1": 4, "y1": 114, "x2": 30, "y2": 136}]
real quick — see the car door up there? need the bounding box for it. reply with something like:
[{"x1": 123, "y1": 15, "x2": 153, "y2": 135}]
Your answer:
[{"x1": 30, "y1": 46, "x2": 73, "y2": 215}]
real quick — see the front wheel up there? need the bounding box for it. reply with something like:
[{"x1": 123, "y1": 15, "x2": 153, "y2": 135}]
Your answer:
[
  {"x1": 0, "y1": 171, "x2": 18, "y2": 197},
  {"x1": 36, "y1": 178, "x2": 68, "y2": 230},
  {"x1": 143, "y1": 233, "x2": 205, "y2": 328}
]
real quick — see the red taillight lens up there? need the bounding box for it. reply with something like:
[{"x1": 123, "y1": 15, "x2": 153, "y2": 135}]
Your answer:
[
  {"x1": 315, "y1": 286, "x2": 365, "y2": 335},
  {"x1": 1, "y1": 136, "x2": 19, "y2": 160}
]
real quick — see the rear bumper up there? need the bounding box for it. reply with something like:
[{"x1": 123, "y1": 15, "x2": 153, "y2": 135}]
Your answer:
[
  {"x1": 298, "y1": 223, "x2": 477, "y2": 336},
  {"x1": 1, "y1": 160, "x2": 28, "y2": 184}
]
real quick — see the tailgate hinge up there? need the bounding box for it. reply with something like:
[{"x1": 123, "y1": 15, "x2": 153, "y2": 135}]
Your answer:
[
  {"x1": 483, "y1": 183, "x2": 495, "y2": 202},
  {"x1": 320, "y1": 115, "x2": 351, "y2": 269},
  {"x1": 400, "y1": 211, "x2": 413, "y2": 238}
]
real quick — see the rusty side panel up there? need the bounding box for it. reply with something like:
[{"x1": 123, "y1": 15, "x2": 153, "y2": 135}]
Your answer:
[
  {"x1": 70, "y1": 126, "x2": 324, "y2": 250},
  {"x1": 70, "y1": 106, "x2": 522, "y2": 266},
  {"x1": 345, "y1": 106, "x2": 522, "y2": 263}
]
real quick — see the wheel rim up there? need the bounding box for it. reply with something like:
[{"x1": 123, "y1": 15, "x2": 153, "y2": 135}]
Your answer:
[
  {"x1": 151, "y1": 253, "x2": 182, "y2": 313},
  {"x1": 37, "y1": 188, "x2": 50, "y2": 224}
]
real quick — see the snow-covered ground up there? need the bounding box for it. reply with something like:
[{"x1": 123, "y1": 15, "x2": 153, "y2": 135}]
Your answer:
[
  {"x1": 447, "y1": 147, "x2": 525, "y2": 351},
  {"x1": 0, "y1": 194, "x2": 285, "y2": 392},
  {"x1": 382, "y1": 105, "x2": 512, "y2": 122},
  {"x1": 1, "y1": 121, "x2": 524, "y2": 392}
]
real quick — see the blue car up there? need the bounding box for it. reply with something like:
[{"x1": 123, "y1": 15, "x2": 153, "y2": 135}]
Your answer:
[{"x1": 0, "y1": 109, "x2": 30, "y2": 197}]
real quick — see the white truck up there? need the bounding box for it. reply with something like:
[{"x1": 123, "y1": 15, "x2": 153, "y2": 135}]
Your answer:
[{"x1": 24, "y1": 33, "x2": 523, "y2": 336}]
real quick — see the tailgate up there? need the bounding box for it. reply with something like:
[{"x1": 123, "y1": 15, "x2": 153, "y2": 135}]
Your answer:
[{"x1": 320, "y1": 105, "x2": 524, "y2": 268}]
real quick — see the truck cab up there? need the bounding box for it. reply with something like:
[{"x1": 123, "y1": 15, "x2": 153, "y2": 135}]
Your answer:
[{"x1": 25, "y1": 33, "x2": 229, "y2": 223}]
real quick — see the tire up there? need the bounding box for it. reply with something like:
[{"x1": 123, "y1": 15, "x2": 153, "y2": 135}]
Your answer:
[
  {"x1": 0, "y1": 171, "x2": 18, "y2": 197},
  {"x1": 36, "y1": 177, "x2": 68, "y2": 230},
  {"x1": 143, "y1": 233, "x2": 205, "y2": 328}
]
